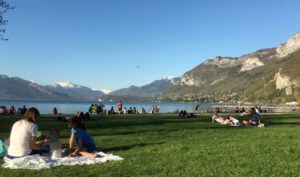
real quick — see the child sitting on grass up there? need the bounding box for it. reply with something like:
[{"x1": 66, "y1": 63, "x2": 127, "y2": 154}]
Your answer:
[{"x1": 68, "y1": 117, "x2": 99, "y2": 158}]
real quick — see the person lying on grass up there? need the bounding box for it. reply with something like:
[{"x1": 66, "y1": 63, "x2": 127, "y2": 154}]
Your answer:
[
  {"x1": 68, "y1": 117, "x2": 100, "y2": 158},
  {"x1": 212, "y1": 115, "x2": 240, "y2": 126}
]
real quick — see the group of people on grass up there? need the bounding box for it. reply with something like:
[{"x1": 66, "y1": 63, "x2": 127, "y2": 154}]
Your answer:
[
  {"x1": 178, "y1": 110, "x2": 195, "y2": 118},
  {"x1": 212, "y1": 107, "x2": 264, "y2": 127},
  {"x1": 88, "y1": 101, "x2": 147, "y2": 115},
  {"x1": 88, "y1": 100, "x2": 154, "y2": 115},
  {"x1": 0, "y1": 105, "x2": 28, "y2": 115},
  {"x1": 208, "y1": 106, "x2": 272, "y2": 114},
  {"x1": 5, "y1": 107, "x2": 100, "y2": 160},
  {"x1": 2, "y1": 104, "x2": 265, "y2": 161}
]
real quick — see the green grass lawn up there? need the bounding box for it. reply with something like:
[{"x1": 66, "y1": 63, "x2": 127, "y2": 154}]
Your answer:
[{"x1": 0, "y1": 113, "x2": 300, "y2": 177}]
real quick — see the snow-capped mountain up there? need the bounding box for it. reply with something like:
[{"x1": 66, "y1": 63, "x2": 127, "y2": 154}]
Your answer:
[
  {"x1": 98, "y1": 89, "x2": 112, "y2": 95},
  {"x1": 49, "y1": 82, "x2": 82, "y2": 89},
  {"x1": 0, "y1": 75, "x2": 71, "y2": 101},
  {"x1": 46, "y1": 82, "x2": 105, "y2": 100}
]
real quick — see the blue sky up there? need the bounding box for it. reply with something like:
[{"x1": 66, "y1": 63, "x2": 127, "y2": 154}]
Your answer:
[{"x1": 1, "y1": 0, "x2": 300, "y2": 91}]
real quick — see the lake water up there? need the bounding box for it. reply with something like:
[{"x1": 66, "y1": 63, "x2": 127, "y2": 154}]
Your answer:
[
  {"x1": 0, "y1": 100, "x2": 297, "y2": 114},
  {"x1": 0, "y1": 100, "x2": 211, "y2": 114}
]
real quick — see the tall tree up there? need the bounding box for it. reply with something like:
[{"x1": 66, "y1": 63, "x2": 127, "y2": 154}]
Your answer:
[{"x1": 0, "y1": 0, "x2": 13, "y2": 41}]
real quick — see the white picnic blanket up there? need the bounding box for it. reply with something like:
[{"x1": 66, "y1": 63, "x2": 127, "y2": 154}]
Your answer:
[{"x1": 2, "y1": 152, "x2": 123, "y2": 170}]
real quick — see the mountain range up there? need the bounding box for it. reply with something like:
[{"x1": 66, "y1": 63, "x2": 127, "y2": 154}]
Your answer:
[
  {"x1": 45, "y1": 82, "x2": 105, "y2": 100},
  {"x1": 110, "y1": 77, "x2": 178, "y2": 96},
  {"x1": 0, "y1": 75, "x2": 70, "y2": 101},
  {"x1": 1, "y1": 32, "x2": 300, "y2": 103},
  {"x1": 0, "y1": 76, "x2": 177, "y2": 102},
  {"x1": 0, "y1": 77, "x2": 105, "y2": 101},
  {"x1": 164, "y1": 32, "x2": 300, "y2": 104}
]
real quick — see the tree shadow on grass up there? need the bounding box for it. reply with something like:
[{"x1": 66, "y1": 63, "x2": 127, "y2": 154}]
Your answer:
[
  {"x1": 88, "y1": 124, "x2": 240, "y2": 137},
  {"x1": 98, "y1": 142, "x2": 165, "y2": 152},
  {"x1": 262, "y1": 121, "x2": 300, "y2": 126},
  {"x1": 87, "y1": 117, "x2": 211, "y2": 130}
]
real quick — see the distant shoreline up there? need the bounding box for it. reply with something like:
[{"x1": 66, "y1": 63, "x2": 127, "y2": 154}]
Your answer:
[{"x1": 1, "y1": 99, "x2": 299, "y2": 105}]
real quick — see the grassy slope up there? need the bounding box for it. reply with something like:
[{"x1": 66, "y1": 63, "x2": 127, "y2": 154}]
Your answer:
[{"x1": 0, "y1": 114, "x2": 300, "y2": 177}]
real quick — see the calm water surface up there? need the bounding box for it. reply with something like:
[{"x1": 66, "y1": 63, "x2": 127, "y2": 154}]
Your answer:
[
  {"x1": 0, "y1": 101, "x2": 210, "y2": 114},
  {"x1": 0, "y1": 100, "x2": 296, "y2": 114}
]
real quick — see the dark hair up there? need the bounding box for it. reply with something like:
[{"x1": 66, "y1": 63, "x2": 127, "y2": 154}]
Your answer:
[{"x1": 69, "y1": 117, "x2": 86, "y2": 130}]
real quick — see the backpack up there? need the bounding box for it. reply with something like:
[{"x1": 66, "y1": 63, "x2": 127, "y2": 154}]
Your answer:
[{"x1": 0, "y1": 139, "x2": 6, "y2": 157}]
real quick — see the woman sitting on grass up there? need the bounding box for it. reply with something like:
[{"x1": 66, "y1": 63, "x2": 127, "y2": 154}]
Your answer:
[
  {"x1": 68, "y1": 117, "x2": 99, "y2": 158},
  {"x1": 6, "y1": 108, "x2": 49, "y2": 159}
]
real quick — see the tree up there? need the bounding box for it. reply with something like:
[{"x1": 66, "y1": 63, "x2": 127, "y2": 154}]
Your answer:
[{"x1": 0, "y1": 0, "x2": 13, "y2": 41}]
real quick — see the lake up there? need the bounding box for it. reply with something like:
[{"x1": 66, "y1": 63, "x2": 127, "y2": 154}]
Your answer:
[
  {"x1": 0, "y1": 100, "x2": 297, "y2": 114},
  {"x1": 0, "y1": 100, "x2": 210, "y2": 114}
]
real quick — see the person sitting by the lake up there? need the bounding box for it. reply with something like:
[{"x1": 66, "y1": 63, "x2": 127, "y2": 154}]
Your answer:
[
  {"x1": 17, "y1": 108, "x2": 22, "y2": 115},
  {"x1": 53, "y1": 107, "x2": 58, "y2": 115},
  {"x1": 84, "y1": 112, "x2": 90, "y2": 120},
  {"x1": 179, "y1": 110, "x2": 187, "y2": 118},
  {"x1": 140, "y1": 107, "x2": 146, "y2": 114},
  {"x1": 179, "y1": 110, "x2": 195, "y2": 118},
  {"x1": 240, "y1": 108, "x2": 253, "y2": 116},
  {"x1": 68, "y1": 117, "x2": 99, "y2": 158},
  {"x1": 292, "y1": 105, "x2": 297, "y2": 112},
  {"x1": 20, "y1": 105, "x2": 27, "y2": 115},
  {"x1": 123, "y1": 107, "x2": 127, "y2": 114},
  {"x1": 133, "y1": 107, "x2": 137, "y2": 114},
  {"x1": 128, "y1": 107, "x2": 133, "y2": 114},
  {"x1": 117, "y1": 100, "x2": 123, "y2": 114},
  {"x1": 242, "y1": 107, "x2": 261, "y2": 127},
  {"x1": 108, "y1": 106, "x2": 115, "y2": 114},
  {"x1": 156, "y1": 105, "x2": 160, "y2": 113},
  {"x1": 235, "y1": 107, "x2": 240, "y2": 113},
  {"x1": 149, "y1": 106, "x2": 153, "y2": 114},
  {"x1": 8, "y1": 106, "x2": 16, "y2": 115},
  {"x1": 6, "y1": 107, "x2": 50, "y2": 159},
  {"x1": 96, "y1": 104, "x2": 103, "y2": 115},
  {"x1": 240, "y1": 107, "x2": 246, "y2": 113},
  {"x1": 92, "y1": 104, "x2": 98, "y2": 114},
  {"x1": 195, "y1": 104, "x2": 200, "y2": 111},
  {"x1": 212, "y1": 108, "x2": 221, "y2": 123},
  {"x1": 0, "y1": 105, "x2": 3, "y2": 115},
  {"x1": 3, "y1": 105, "x2": 8, "y2": 114}
]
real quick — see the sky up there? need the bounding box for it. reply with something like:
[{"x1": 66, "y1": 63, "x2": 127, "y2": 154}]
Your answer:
[{"x1": 1, "y1": 0, "x2": 300, "y2": 91}]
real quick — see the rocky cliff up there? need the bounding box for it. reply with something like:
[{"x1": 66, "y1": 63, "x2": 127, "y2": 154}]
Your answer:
[
  {"x1": 164, "y1": 32, "x2": 300, "y2": 103},
  {"x1": 276, "y1": 33, "x2": 300, "y2": 58}
]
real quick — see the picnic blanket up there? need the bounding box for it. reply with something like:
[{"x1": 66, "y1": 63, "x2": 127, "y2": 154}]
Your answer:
[{"x1": 2, "y1": 152, "x2": 124, "y2": 170}]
